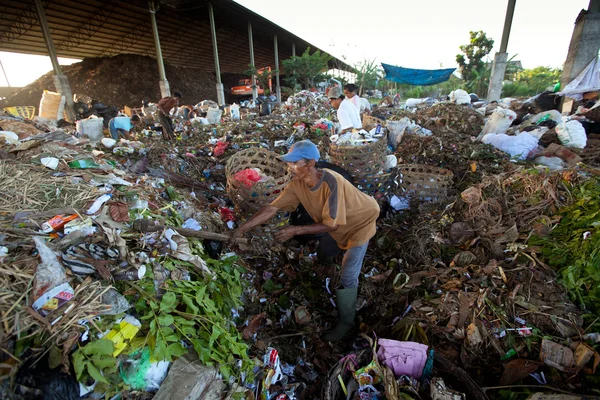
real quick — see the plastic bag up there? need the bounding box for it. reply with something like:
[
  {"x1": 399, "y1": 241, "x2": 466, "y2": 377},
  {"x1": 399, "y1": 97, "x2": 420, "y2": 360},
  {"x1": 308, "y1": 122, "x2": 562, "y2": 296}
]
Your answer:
[
  {"x1": 213, "y1": 141, "x2": 229, "y2": 156},
  {"x1": 556, "y1": 120, "x2": 587, "y2": 149},
  {"x1": 32, "y1": 236, "x2": 74, "y2": 316},
  {"x1": 377, "y1": 339, "x2": 429, "y2": 378},
  {"x1": 234, "y1": 168, "x2": 262, "y2": 187},
  {"x1": 479, "y1": 108, "x2": 517, "y2": 138},
  {"x1": 482, "y1": 132, "x2": 539, "y2": 160},
  {"x1": 449, "y1": 89, "x2": 471, "y2": 105},
  {"x1": 120, "y1": 348, "x2": 170, "y2": 392}
]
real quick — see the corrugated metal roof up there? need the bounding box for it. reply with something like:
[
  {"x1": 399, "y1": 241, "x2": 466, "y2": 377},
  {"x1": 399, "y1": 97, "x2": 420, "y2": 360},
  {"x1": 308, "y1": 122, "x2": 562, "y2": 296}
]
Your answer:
[{"x1": 0, "y1": 0, "x2": 352, "y2": 73}]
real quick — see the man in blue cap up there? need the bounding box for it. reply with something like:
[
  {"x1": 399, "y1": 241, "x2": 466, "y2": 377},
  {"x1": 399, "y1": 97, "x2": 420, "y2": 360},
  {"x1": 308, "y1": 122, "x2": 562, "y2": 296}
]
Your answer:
[{"x1": 231, "y1": 140, "x2": 380, "y2": 341}]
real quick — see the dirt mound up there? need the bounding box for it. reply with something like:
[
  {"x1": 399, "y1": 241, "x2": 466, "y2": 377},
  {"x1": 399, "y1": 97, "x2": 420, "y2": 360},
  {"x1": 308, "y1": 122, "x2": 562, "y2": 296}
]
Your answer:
[{"x1": 0, "y1": 54, "x2": 218, "y2": 109}]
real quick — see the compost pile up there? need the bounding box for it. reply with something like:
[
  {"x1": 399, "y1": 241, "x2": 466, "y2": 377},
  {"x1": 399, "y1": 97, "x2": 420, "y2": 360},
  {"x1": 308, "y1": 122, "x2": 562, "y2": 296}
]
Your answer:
[{"x1": 0, "y1": 55, "x2": 217, "y2": 109}]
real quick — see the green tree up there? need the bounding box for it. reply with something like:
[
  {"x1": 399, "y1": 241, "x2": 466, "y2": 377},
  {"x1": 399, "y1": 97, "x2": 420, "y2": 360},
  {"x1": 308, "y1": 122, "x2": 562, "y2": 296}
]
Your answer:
[
  {"x1": 244, "y1": 65, "x2": 275, "y2": 95},
  {"x1": 354, "y1": 59, "x2": 383, "y2": 96},
  {"x1": 456, "y1": 31, "x2": 494, "y2": 83},
  {"x1": 281, "y1": 48, "x2": 332, "y2": 91}
]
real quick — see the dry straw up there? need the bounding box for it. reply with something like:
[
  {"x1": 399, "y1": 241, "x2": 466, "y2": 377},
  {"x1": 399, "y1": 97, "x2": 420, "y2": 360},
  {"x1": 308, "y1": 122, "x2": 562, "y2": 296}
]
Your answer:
[{"x1": 0, "y1": 161, "x2": 98, "y2": 214}]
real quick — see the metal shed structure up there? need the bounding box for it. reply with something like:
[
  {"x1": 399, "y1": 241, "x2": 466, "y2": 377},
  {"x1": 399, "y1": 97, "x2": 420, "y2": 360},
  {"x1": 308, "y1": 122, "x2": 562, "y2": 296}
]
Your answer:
[{"x1": 0, "y1": 0, "x2": 351, "y2": 117}]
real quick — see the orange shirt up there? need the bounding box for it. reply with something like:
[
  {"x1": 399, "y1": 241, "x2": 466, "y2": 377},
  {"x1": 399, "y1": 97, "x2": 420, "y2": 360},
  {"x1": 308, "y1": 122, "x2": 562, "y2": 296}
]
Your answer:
[{"x1": 271, "y1": 169, "x2": 379, "y2": 249}]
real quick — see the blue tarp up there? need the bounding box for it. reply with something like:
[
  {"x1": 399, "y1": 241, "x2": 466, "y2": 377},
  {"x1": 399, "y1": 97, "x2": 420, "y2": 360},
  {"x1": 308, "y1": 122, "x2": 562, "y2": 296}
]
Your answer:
[{"x1": 382, "y1": 63, "x2": 456, "y2": 86}]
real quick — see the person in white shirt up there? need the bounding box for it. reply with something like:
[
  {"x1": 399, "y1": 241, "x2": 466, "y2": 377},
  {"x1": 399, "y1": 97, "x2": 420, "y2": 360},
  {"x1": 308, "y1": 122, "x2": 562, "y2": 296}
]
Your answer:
[
  {"x1": 328, "y1": 86, "x2": 362, "y2": 133},
  {"x1": 343, "y1": 84, "x2": 372, "y2": 115}
]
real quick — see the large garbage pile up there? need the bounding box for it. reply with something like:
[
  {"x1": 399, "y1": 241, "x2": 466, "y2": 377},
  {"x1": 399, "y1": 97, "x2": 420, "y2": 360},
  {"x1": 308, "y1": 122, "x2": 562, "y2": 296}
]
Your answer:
[
  {"x1": 1, "y1": 87, "x2": 600, "y2": 400},
  {"x1": 0, "y1": 55, "x2": 218, "y2": 109}
]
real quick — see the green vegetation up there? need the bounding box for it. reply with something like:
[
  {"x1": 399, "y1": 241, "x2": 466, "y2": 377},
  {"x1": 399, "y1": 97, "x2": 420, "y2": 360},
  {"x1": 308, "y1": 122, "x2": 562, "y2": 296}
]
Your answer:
[
  {"x1": 502, "y1": 66, "x2": 562, "y2": 97},
  {"x1": 282, "y1": 48, "x2": 332, "y2": 91},
  {"x1": 354, "y1": 59, "x2": 383, "y2": 96},
  {"x1": 529, "y1": 178, "x2": 600, "y2": 330},
  {"x1": 456, "y1": 31, "x2": 495, "y2": 95}
]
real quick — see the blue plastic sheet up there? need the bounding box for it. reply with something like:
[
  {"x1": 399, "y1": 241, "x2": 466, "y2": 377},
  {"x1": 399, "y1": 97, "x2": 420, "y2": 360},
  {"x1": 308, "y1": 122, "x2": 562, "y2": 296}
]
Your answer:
[{"x1": 382, "y1": 63, "x2": 456, "y2": 86}]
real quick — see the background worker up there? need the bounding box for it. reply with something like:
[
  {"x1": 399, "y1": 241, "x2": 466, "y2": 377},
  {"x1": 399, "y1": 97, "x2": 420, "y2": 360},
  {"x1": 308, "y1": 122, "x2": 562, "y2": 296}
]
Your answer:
[
  {"x1": 328, "y1": 87, "x2": 362, "y2": 134},
  {"x1": 108, "y1": 114, "x2": 140, "y2": 140},
  {"x1": 156, "y1": 91, "x2": 182, "y2": 140},
  {"x1": 343, "y1": 83, "x2": 372, "y2": 115},
  {"x1": 231, "y1": 140, "x2": 380, "y2": 342}
]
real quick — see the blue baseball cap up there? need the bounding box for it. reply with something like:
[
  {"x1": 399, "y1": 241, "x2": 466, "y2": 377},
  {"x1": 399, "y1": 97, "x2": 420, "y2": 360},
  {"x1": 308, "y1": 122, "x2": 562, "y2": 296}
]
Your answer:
[{"x1": 279, "y1": 140, "x2": 320, "y2": 162}]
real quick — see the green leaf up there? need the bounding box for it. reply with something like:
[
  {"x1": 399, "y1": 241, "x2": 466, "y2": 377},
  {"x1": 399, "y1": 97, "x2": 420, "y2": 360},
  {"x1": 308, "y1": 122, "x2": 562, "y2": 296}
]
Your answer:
[
  {"x1": 82, "y1": 339, "x2": 115, "y2": 356},
  {"x1": 167, "y1": 342, "x2": 187, "y2": 358},
  {"x1": 86, "y1": 363, "x2": 108, "y2": 384},
  {"x1": 165, "y1": 334, "x2": 179, "y2": 342},
  {"x1": 160, "y1": 292, "x2": 177, "y2": 313},
  {"x1": 174, "y1": 316, "x2": 196, "y2": 326},
  {"x1": 182, "y1": 294, "x2": 200, "y2": 314},
  {"x1": 209, "y1": 325, "x2": 222, "y2": 348},
  {"x1": 153, "y1": 339, "x2": 169, "y2": 362},
  {"x1": 72, "y1": 350, "x2": 85, "y2": 380},
  {"x1": 93, "y1": 356, "x2": 117, "y2": 370},
  {"x1": 195, "y1": 286, "x2": 207, "y2": 304},
  {"x1": 158, "y1": 314, "x2": 174, "y2": 326}
]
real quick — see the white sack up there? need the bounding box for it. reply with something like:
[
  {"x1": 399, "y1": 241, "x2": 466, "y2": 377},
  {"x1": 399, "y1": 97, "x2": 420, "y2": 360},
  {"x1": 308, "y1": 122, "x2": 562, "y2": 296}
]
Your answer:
[
  {"x1": 556, "y1": 120, "x2": 587, "y2": 149},
  {"x1": 482, "y1": 132, "x2": 539, "y2": 160}
]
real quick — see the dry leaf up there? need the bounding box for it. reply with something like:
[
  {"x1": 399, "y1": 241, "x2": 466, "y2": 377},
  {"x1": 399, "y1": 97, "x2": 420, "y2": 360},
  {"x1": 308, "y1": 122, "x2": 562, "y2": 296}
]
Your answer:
[
  {"x1": 108, "y1": 201, "x2": 129, "y2": 222},
  {"x1": 243, "y1": 312, "x2": 266, "y2": 340},
  {"x1": 498, "y1": 358, "x2": 540, "y2": 385}
]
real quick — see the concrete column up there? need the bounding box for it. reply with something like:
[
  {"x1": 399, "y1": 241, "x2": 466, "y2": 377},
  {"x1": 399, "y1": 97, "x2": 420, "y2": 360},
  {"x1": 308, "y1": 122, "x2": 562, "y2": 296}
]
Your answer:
[
  {"x1": 34, "y1": 0, "x2": 76, "y2": 122},
  {"x1": 149, "y1": 2, "x2": 170, "y2": 98},
  {"x1": 487, "y1": 0, "x2": 516, "y2": 102},
  {"x1": 292, "y1": 42, "x2": 296, "y2": 57},
  {"x1": 248, "y1": 22, "x2": 258, "y2": 101},
  {"x1": 274, "y1": 34, "x2": 281, "y2": 103},
  {"x1": 560, "y1": 0, "x2": 600, "y2": 112},
  {"x1": 209, "y1": 2, "x2": 225, "y2": 105}
]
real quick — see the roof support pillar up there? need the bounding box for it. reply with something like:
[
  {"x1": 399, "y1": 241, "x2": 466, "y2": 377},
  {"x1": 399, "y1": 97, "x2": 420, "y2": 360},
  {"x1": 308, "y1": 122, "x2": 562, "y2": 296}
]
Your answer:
[
  {"x1": 34, "y1": 0, "x2": 76, "y2": 122},
  {"x1": 292, "y1": 42, "x2": 296, "y2": 57},
  {"x1": 149, "y1": 2, "x2": 170, "y2": 98},
  {"x1": 560, "y1": 0, "x2": 600, "y2": 112},
  {"x1": 248, "y1": 22, "x2": 258, "y2": 101},
  {"x1": 209, "y1": 2, "x2": 225, "y2": 105},
  {"x1": 487, "y1": 0, "x2": 516, "y2": 102},
  {"x1": 274, "y1": 34, "x2": 281, "y2": 103}
]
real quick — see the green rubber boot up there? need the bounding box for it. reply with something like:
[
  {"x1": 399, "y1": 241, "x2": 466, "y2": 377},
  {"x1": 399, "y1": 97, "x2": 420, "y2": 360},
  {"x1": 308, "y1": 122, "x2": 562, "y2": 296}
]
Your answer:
[{"x1": 323, "y1": 287, "x2": 357, "y2": 342}]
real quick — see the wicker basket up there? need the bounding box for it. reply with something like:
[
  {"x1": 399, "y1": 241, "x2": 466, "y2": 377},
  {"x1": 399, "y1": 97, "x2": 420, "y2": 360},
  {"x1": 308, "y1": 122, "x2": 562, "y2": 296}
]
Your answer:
[
  {"x1": 329, "y1": 135, "x2": 390, "y2": 197},
  {"x1": 226, "y1": 147, "x2": 290, "y2": 211},
  {"x1": 396, "y1": 164, "x2": 454, "y2": 203},
  {"x1": 570, "y1": 139, "x2": 600, "y2": 164}
]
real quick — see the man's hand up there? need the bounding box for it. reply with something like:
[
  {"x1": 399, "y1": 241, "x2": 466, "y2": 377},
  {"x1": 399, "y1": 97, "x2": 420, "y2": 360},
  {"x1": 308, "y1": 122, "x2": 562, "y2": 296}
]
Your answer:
[
  {"x1": 229, "y1": 228, "x2": 245, "y2": 246},
  {"x1": 274, "y1": 226, "x2": 298, "y2": 243}
]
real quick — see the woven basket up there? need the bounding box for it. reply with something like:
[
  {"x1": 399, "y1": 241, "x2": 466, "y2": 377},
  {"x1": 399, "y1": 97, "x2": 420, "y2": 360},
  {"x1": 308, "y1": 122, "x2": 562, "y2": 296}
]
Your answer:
[
  {"x1": 570, "y1": 139, "x2": 600, "y2": 164},
  {"x1": 362, "y1": 115, "x2": 385, "y2": 131},
  {"x1": 226, "y1": 147, "x2": 290, "y2": 211},
  {"x1": 329, "y1": 135, "x2": 390, "y2": 197},
  {"x1": 396, "y1": 164, "x2": 454, "y2": 202}
]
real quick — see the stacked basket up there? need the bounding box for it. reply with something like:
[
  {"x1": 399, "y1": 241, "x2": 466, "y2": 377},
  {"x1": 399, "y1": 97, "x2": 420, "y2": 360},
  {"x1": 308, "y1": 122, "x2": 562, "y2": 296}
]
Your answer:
[
  {"x1": 225, "y1": 147, "x2": 290, "y2": 212},
  {"x1": 329, "y1": 133, "x2": 392, "y2": 198}
]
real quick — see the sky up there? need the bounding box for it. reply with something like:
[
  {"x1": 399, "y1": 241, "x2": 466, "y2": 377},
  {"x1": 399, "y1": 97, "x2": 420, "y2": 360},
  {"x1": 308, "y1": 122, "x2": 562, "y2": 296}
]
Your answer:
[
  {"x1": 235, "y1": 0, "x2": 590, "y2": 70},
  {"x1": 0, "y1": 0, "x2": 591, "y2": 87}
]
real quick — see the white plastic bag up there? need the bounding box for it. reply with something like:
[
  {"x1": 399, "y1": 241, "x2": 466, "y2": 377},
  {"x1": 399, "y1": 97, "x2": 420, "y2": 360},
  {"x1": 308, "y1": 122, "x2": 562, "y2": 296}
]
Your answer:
[
  {"x1": 479, "y1": 108, "x2": 517, "y2": 139},
  {"x1": 230, "y1": 103, "x2": 240, "y2": 120},
  {"x1": 556, "y1": 120, "x2": 587, "y2": 149},
  {"x1": 449, "y1": 89, "x2": 471, "y2": 105},
  {"x1": 482, "y1": 132, "x2": 539, "y2": 160}
]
